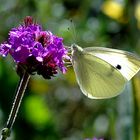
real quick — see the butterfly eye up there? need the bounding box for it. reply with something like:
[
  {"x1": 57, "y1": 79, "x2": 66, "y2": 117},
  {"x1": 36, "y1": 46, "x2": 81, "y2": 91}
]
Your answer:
[
  {"x1": 116, "y1": 64, "x2": 121, "y2": 70},
  {"x1": 71, "y1": 43, "x2": 78, "y2": 50}
]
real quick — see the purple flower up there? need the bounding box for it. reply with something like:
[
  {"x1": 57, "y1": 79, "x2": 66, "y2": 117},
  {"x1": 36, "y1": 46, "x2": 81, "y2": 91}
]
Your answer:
[
  {"x1": 85, "y1": 137, "x2": 104, "y2": 140},
  {"x1": 0, "y1": 16, "x2": 69, "y2": 79}
]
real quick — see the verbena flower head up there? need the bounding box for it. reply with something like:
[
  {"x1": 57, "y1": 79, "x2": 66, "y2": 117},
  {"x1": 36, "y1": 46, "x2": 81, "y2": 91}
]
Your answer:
[{"x1": 0, "y1": 16, "x2": 69, "y2": 79}]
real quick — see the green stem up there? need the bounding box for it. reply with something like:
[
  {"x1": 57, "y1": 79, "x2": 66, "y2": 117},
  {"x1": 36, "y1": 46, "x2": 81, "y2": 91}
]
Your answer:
[
  {"x1": 0, "y1": 71, "x2": 30, "y2": 140},
  {"x1": 132, "y1": 78, "x2": 140, "y2": 140}
]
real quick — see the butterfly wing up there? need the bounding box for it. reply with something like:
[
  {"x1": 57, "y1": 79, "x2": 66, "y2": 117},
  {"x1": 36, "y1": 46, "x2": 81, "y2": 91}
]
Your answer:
[
  {"x1": 84, "y1": 47, "x2": 140, "y2": 81},
  {"x1": 72, "y1": 50, "x2": 126, "y2": 99}
]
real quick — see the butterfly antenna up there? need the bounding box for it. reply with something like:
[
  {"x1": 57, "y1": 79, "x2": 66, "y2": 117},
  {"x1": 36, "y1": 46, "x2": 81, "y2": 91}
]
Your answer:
[{"x1": 68, "y1": 19, "x2": 78, "y2": 44}]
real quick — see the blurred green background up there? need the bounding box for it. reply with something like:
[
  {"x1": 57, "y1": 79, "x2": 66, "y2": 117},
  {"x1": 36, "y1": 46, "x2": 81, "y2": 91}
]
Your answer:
[{"x1": 0, "y1": 0, "x2": 140, "y2": 140}]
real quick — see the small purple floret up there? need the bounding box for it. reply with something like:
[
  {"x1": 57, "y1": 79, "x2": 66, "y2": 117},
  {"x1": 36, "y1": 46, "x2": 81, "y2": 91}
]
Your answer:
[{"x1": 0, "y1": 43, "x2": 11, "y2": 57}]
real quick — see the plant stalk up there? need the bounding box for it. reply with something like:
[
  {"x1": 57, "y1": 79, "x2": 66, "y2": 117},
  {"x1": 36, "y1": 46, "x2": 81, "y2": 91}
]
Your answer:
[{"x1": 0, "y1": 71, "x2": 30, "y2": 140}]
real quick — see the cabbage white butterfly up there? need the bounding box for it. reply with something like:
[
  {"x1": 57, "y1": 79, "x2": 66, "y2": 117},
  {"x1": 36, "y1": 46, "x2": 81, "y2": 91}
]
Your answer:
[{"x1": 71, "y1": 44, "x2": 140, "y2": 99}]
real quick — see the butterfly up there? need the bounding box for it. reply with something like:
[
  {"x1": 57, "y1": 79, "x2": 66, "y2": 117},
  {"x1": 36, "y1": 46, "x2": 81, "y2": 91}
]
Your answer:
[{"x1": 71, "y1": 44, "x2": 140, "y2": 99}]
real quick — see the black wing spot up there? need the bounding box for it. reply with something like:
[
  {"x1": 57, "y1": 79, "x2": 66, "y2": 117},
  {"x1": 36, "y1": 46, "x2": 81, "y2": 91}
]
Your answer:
[{"x1": 116, "y1": 64, "x2": 121, "y2": 70}]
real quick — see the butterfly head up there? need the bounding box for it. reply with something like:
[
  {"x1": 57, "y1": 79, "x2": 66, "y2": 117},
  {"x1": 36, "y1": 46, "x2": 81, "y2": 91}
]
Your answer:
[
  {"x1": 71, "y1": 44, "x2": 83, "y2": 62},
  {"x1": 71, "y1": 44, "x2": 83, "y2": 53}
]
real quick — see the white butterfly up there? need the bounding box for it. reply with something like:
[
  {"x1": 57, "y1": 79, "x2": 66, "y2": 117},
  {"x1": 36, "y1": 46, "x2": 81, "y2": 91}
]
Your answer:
[{"x1": 71, "y1": 44, "x2": 140, "y2": 99}]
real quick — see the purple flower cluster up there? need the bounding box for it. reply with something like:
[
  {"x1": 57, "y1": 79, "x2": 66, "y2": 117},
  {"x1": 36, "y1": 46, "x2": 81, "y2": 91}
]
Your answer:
[{"x1": 0, "y1": 16, "x2": 69, "y2": 79}]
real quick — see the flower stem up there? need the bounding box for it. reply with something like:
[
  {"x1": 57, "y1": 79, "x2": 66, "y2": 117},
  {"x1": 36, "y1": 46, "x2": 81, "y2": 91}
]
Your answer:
[{"x1": 0, "y1": 71, "x2": 30, "y2": 140}]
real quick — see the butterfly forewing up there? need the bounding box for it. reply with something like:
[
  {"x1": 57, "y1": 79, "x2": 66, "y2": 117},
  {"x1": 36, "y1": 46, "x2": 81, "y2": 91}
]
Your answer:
[
  {"x1": 84, "y1": 47, "x2": 140, "y2": 81},
  {"x1": 72, "y1": 50, "x2": 126, "y2": 99}
]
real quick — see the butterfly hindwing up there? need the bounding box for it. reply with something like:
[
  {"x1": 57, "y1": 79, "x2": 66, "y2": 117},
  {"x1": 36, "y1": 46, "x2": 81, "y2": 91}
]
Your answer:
[{"x1": 72, "y1": 51, "x2": 126, "y2": 99}]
